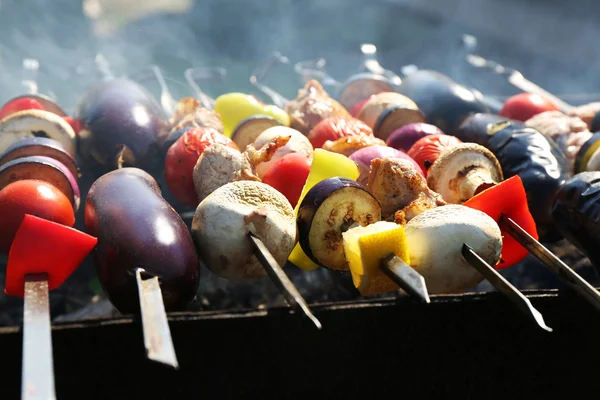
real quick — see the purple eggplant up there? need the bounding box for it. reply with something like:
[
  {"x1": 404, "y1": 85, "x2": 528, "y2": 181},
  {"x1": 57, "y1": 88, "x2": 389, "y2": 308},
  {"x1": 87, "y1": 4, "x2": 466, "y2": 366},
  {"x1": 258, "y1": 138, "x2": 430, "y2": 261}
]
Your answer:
[
  {"x1": 84, "y1": 167, "x2": 199, "y2": 313},
  {"x1": 386, "y1": 122, "x2": 445, "y2": 153},
  {"x1": 75, "y1": 79, "x2": 169, "y2": 173},
  {"x1": 297, "y1": 177, "x2": 381, "y2": 271},
  {"x1": 0, "y1": 137, "x2": 78, "y2": 178},
  {"x1": 0, "y1": 155, "x2": 80, "y2": 211}
]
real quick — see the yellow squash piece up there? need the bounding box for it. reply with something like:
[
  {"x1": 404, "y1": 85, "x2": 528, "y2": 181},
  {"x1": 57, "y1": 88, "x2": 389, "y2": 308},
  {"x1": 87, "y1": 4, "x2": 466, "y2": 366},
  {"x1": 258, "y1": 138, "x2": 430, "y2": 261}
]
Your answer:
[
  {"x1": 214, "y1": 93, "x2": 290, "y2": 138},
  {"x1": 342, "y1": 221, "x2": 410, "y2": 296},
  {"x1": 288, "y1": 149, "x2": 360, "y2": 271}
]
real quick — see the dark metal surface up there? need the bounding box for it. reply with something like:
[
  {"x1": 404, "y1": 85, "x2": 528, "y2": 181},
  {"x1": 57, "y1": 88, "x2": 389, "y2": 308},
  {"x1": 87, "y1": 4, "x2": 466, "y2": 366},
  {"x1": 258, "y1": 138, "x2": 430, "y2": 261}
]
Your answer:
[{"x1": 0, "y1": 288, "x2": 598, "y2": 399}]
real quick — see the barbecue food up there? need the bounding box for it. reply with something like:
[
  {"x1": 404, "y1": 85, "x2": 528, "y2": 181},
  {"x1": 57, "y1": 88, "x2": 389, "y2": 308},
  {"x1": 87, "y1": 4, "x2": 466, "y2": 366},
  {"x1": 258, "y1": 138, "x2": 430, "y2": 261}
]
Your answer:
[
  {"x1": 525, "y1": 111, "x2": 591, "y2": 170},
  {"x1": 75, "y1": 79, "x2": 169, "y2": 173},
  {"x1": 322, "y1": 134, "x2": 386, "y2": 157},
  {"x1": 85, "y1": 168, "x2": 200, "y2": 313},
  {"x1": 169, "y1": 97, "x2": 224, "y2": 134},
  {"x1": 297, "y1": 177, "x2": 381, "y2": 271},
  {"x1": 456, "y1": 113, "x2": 569, "y2": 242},
  {"x1": 253, "y1": 126, "x2": 313, "y2": 178},
  {"x1": 367, "y1": 157, "x2": 445, "y2": 220},
  {"x1": 192, "y1": 135, "x2": 290, "y2": 203},
  {"x1": 285, "y1": 80, "x2": 351, "y2": 135},
  {"x1": 499, "y1": 93, "x2": 560, "y2": 122},
  {"x1": 386, "y1": 122, "x2": 445, "y2": 153},
  {"x1": 567, "y1": 102, "x2": 600, "y2": 130},
  {"x1": 191, "y1": 180, "x2": 296, "y2": 280},
  {"x1": 404, "y1": 205, "x2": 503, "y2": 293}
]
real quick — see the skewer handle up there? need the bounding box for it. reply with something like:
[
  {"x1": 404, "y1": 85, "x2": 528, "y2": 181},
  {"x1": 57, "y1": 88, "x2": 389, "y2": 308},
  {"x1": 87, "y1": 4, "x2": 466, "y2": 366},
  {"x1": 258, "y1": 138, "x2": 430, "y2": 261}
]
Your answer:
[
  {"x1": 22, "y1": 273, "x2": 56, "y2": 400},
  {"x1": 135, "y1": 268, "x2": 179, "y2": 369},
  {"x1": 249, "y1": 233, "x2": 322, "y2": 329}
]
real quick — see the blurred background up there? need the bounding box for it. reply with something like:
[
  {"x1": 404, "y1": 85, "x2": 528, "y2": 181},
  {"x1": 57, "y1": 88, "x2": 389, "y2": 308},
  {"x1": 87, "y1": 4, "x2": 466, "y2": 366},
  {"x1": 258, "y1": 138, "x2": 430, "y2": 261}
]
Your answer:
[
  {"x1": 0, "y1": 0, "x2": 598, "y2": 325},
  {"x1": 1, "y1": 0, "x2": 599, "y2": 110}
]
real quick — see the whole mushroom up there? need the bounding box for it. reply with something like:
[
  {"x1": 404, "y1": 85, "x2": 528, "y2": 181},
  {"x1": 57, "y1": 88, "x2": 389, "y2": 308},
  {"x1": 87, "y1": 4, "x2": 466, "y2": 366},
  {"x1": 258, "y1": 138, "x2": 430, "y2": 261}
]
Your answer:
[
  {"x1": 427, "y1": 143, "x2": 503, "y2": 204},
  {"x1": 191, "y1": 180, "x2": 297, "y2": 280},
  {"x1": 404, "y1": 205, "x2": 503, "y2": 294}
]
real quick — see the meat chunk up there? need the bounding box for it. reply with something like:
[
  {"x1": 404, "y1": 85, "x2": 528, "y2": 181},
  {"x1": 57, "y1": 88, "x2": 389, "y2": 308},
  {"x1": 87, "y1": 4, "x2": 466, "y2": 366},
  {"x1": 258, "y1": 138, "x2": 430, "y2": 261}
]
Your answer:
[
  {"x1": 285, "y1": 80, "x2": 351, "y2": 135},
  {"x1": 322, "y1": 135, "x2": 386, "y2": 157},
  {"x1": 170, "y1": 97, "x2": 224, "y2": 134},
  {"x1": 367, "y1": 157, "x2": 445, "y2": 220},
  {"x1": 525, "y1": 111, "x2": 592, "y2": 171},
  {"x1": 193, "y1": 136, "x2": 291, "y2": 203}
]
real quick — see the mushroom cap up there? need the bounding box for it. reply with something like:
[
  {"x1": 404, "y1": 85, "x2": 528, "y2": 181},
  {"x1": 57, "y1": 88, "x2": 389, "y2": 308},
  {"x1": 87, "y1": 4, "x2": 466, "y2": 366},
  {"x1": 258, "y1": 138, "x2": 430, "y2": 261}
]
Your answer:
[
  {"x1": 191, "y1": 180, "x2": 297, "y2": 281},
  {"x1": 404, "y1": 204, "x2": 502, "y2": 294},
  {"x1": 427, "y1": 143, "x2": 503, "y2": 203},
  {"x1": 193, "y1": 143, "x2": 243, "y2": 204},
  {"x1": 253, "y1": 126, "x2": 314, "y2": 178},
  {"x1": 357, "y1": 92, "x2": 418, "y2": 129}
]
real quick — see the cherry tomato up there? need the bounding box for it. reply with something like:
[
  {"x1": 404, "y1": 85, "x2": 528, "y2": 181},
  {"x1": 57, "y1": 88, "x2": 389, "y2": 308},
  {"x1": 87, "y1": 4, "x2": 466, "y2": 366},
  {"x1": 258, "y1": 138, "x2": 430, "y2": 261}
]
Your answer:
[
  {"x1": 308, "y1": 117, "x2": 373, "y2": 149},
  {"x1": 0, "y1": 179, "x2": 75, "y2": 255},
  {"x1": 499, "y1": 92, "x2": 560, "y2": 122},
  {"x1": 165, "y1": 127, "x2": 239, "y2": 207},
  {"x1": 262, "y1": 152, "x2": 312, "y2": 208},
  {"x1": 0, "y1": 98, "x2": 45, "y2": 120},
  {"x1": 407, "y1": 134, "x2": 462, "y2": 175}
]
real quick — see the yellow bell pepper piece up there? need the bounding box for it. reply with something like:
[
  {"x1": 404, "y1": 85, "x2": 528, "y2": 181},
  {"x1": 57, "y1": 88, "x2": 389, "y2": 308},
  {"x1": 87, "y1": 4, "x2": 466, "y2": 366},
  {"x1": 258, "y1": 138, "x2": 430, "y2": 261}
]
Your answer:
[
  {"x1": 288, "y1": 149, "x2": 360, "y2": 271},
  {"x1": 342, "y1": 221, "x2": 411, "y2": 296},
  {"x1": 214, "y1": 93, "x2": 290, "y2": 138}
]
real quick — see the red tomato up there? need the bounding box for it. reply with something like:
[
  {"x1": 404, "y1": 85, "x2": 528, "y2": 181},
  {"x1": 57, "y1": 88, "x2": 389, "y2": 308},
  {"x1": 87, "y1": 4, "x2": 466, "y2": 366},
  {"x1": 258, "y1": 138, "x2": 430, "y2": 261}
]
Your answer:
[
  {"x1": 63, "y1": 116, "x2": 81, "y2": 135},
  {"x1": 165, "y1": 127, "x2": 239, "y2": 207},
  {"x1": 499, "y1": 92, "x2": 560, "y2": 122},
  {"x1": 0, "y1": 180, "x2": 75, "y2": 255},
  {"x1": 308, "y1": 117, "x2": 373, "y2": 149},
  {"x1": 262, "y1": 153, "x2": 312, "y2": 207},
  {"x1": 0, "y1": 98, "x2": 45, "y2": 120},
  {"x1": 407, "y1": 134, "x2": 462, "y2": 175}
]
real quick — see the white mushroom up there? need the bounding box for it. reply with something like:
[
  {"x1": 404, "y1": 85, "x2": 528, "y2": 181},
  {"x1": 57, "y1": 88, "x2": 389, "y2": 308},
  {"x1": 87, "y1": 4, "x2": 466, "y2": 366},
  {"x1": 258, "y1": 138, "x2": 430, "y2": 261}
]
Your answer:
[
  {"x1": 426, "y1": 143, "x2": 503, "y2": 204},
  {"x1": 252, "y1": 126, "x2": 313, "y2": 178},
  {"x1": 191, "y1": 180, "x2": 297, "y2": 280},
  {"x1": 0, "y1": 109, "x2": 76, "y2": 155},
  {"x1": 404, "y1": 205, "x2": 502, "y2": 294}
]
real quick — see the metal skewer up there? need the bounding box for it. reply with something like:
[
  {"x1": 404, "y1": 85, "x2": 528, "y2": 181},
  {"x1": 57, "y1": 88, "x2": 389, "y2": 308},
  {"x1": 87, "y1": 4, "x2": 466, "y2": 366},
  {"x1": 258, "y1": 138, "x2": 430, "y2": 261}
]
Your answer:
[
  {"x1": 462, "y1": 243, "x2": 552, "y2": 332},
  {"x1": 134, "y1": 268, "x2": 179, "y2": 369},
  {"x1": 249, "y1": 233, "x2": 322, "y2": 329},
  {"x1": 132, "y1": 65, "x2": 178, "y2": 117},
  {"x1": 21, "y1": 273, "x2": 56, "y2": 400},
  {"x1": 249, "y1": 52, "x2": 291, "y2": 109},
  {"x1": 381, "y1": 253, "x2": 430, "y2": 303},
  {"x1": 184, "y1": 67, "x2": 226, "y2": 110},
  {"x1": 359, "y1": 44, "x2": 402, "y2": 87},
  {"x1": 462, "y1": 37, "x2": 575, "y2": 114},
  {"x1": 500, "y1": 216, "x2": 600, "y2": 311}
]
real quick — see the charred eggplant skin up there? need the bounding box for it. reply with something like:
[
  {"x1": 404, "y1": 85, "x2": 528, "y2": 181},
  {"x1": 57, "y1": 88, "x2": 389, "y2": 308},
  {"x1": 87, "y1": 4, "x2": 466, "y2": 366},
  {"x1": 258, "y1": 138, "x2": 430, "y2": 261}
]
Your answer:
[
  {"x1": 297, "y1": 177, "x2": 379, "y2": 269},
  {"x1": 552, "y1": 172, "x2": 600, "y2": 270},
  {"x1": 85, "y1": 167, "x2": 199, "y2": 314},
  {"x1": 456, "y1": 114, "x2": 568, "y2": 242},
  {"x1": 75, "y1": 79, "x2": 168, "y2": 174},
  {"x1": 397, "y1": 70, "x2": 490, "y2": 133}
]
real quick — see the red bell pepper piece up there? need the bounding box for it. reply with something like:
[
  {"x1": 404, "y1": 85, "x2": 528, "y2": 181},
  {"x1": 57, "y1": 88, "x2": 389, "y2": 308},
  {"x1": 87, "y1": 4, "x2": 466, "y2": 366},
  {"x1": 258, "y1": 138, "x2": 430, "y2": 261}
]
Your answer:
[
  {"x1": 463, "y1": 175, "x2": 538, "y2": 269},
  {"x1": 5, "y1": 214, "x2": 98, "y2": 298},
  {"x1": 0, "y1": 97, "x2": 45, "y2": 120}
]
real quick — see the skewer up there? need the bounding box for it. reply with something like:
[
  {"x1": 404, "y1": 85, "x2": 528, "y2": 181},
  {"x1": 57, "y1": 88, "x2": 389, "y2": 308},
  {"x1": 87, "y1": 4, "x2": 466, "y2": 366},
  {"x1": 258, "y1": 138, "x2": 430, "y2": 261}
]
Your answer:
[
  {"x1": 249, "y1": 233, "x2": 322, "y2": 329},
  {"x1": 359, "y1": 44, "x2": 402, "y2": 87},
  {"x1": 293, "y1": 58, "x2": 341, "y2": 88},
  {"x1": 21, "y1": 273, "x2": 55, "y2": 400},
  {"x1": 21, "y1": 58, "x2": 39, "y2": 95},
  {"x1": 462, "y1": 243, "x2": 552, "y2": 332},
  {"x1": 132, "y1": 65, "x2": 177, "y2": 116},
  {"x1": 462, "y1": 37, "x2": 575, "y2": 113},
  {"x1": 134, "y1": 268, "x2": 179, "y2": 368},
  {"x1": 500, "y1": 216, "x2": 600, "y2": 311},
  {"x1": 184, "y1": 67, "x2": 227, "y2": 109},
  {"x1": 249, "y1": 52, "x2": 291, "y2": 109}
]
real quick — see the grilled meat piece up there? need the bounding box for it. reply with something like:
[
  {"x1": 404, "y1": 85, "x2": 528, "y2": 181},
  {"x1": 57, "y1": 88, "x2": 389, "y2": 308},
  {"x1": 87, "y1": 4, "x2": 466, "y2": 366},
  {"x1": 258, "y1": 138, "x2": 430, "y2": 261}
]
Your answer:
[
  {"x1": 285, "y1": 80, "x2": 351, "y2": 135},
  {"x1": 367, "y1": 157, "x2": 445, "y2": 220},
  {"x1": 568, "y1": 102, "x2": 600, "y2": 129},
  {"x1": 170, "y1": 97, "x2": 224, "y2": 134},
  {"x1": 322, "y1": 135, "x2": 386, "y2": 157}
]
